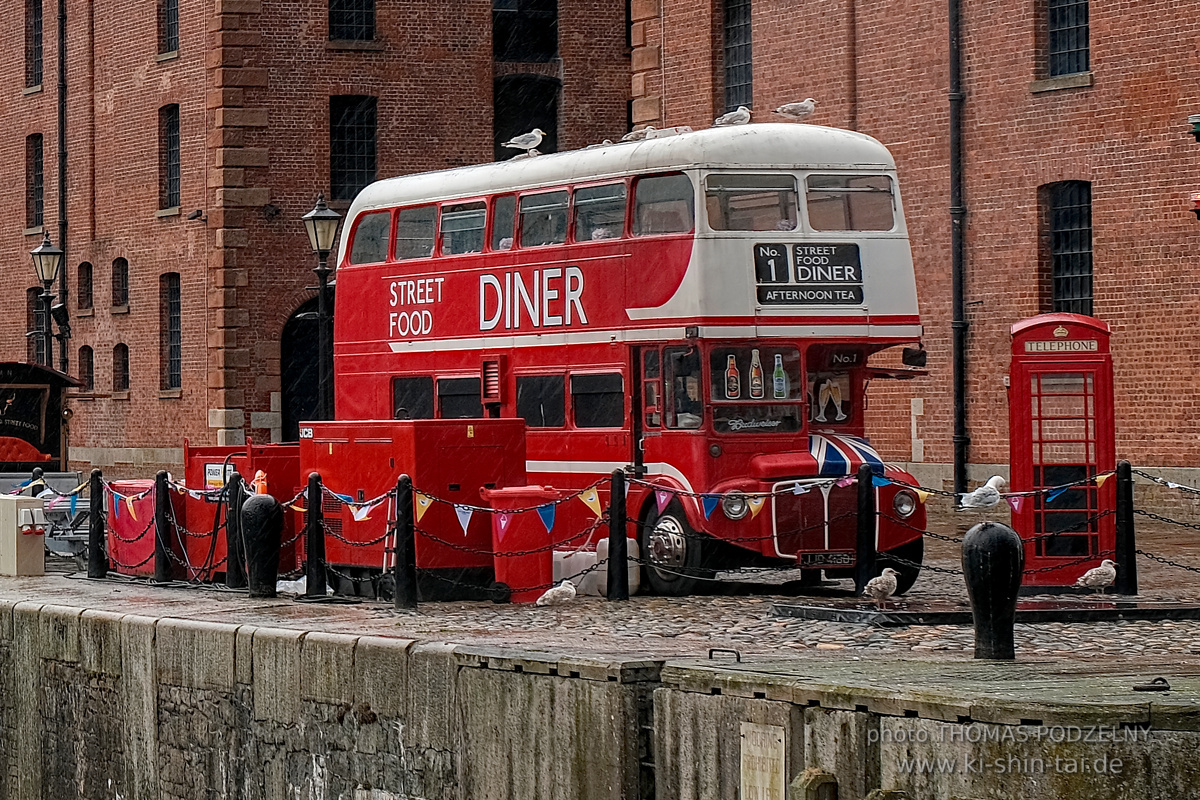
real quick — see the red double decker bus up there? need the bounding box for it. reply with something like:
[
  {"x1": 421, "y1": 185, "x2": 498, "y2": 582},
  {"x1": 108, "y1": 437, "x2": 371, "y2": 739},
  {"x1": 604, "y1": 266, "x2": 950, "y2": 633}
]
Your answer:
[{"x1": 334, "y1": 123, "x2": 927, "y2": 595}]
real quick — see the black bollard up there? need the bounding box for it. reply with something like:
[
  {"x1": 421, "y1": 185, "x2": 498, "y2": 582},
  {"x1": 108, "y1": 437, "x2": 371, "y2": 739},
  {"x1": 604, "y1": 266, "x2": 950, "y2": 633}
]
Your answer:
[
  {"x1": 30, "y1": 467, "x2": 44, "y2": 496},
  {"x1": 153, "y1": 470, "x2": 172, "y2": 583},
  {"x1": 87, "y1": 469, "x2": 107, "y2": 579},
  {"x1": 607, "y1": 470, "x2": 629, "y2": 601},
  {"x1": 242, "y1": 493, "x2": 283, "y2": 598},
  {"x1": 394, "y1": 474, "x2": 418, "y2": 610},
  {"x1": 962, "y1": 521, "x2": 1024, "y2": 659},
  {"x1": 304, "y1": 472, "x2": 328, "y2": 598},
  {"x1": 225, "y1": 472, "x2": 248, "y2": 589},
  {"x1": 1113, "y1": 460, "x2": 1138, "y2": 595},
  {"x1": 853, "y1": 463, "x2": 877, "y2": 594}
]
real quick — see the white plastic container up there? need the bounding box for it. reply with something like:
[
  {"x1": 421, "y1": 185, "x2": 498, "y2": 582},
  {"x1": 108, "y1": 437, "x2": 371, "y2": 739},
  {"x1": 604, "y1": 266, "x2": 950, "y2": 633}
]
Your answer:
[{"x1": 552, "y1": 538, "x2": 640, "y2": 596}]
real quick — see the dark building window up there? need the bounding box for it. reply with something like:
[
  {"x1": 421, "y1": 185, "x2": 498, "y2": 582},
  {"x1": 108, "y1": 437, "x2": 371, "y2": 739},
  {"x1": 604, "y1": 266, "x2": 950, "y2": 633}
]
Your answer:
[
  {"x1": 26, "y1": 134, "x2": 43, "y2": 229},
  {"x1": 1042, "y1": 181, "x2": 1093, "y2": 315},
  {"x1": 113, "y1": 344, "x2": 130, "y2": 392},
  {"x1": 112, "y1": 258, "x2": 129, "y2": 307},
  {"x1": 330, "y1": 95, "x2": 377, "y2": 202},
  {"x1": 158, "y1": 0, "x2": 179, "y2": 54},
  {"x1": 494, "y1": 75, "x2": 558, "y2": 161},
  {"x1": 77, "y1": 262, "x2": 93, "y2": 310},
  {"x1": 493, "y1": 0, "x2": 557, "y2": 62},
  {"x1": 26, "y1": 0, "x2": 42, "y2": 88},
  {"x1": 26, "y1": 288, "x2": 46, "y2": 365},
  {"x1": 1048, "y1": 0, "x2": 1088, "y2": 76},
  {"x1": 160, "y1": 273, "x2": 182, "y2": 390},
  {"x1": 78, "y1": 346, "x2": 94, "y2": 392},
  {"x1": 159, "y1": 105, "x2": 181, "y2": 209},
  {"x1": 329, "y1": 0, "x2": 374, "y2": 41},
  {"x1": 723, "y1": 0, "x2": 753, "y2": 112}
]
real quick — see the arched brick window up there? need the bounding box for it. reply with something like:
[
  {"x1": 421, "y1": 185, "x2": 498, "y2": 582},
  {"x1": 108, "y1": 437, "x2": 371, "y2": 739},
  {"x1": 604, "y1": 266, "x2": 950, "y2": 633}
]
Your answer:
[
  {"x1": 77, "y1": 262, "x2": 93, "y2": 310},
  {"x1": 113, "y1": 344, "x2": 130, "y2": 392},
  {"x1": 112, "y1": 258, "x2": 129, "y2": 307},
  {"x1": 78, "y1": 346, "x2": 94, "y2": 391}
]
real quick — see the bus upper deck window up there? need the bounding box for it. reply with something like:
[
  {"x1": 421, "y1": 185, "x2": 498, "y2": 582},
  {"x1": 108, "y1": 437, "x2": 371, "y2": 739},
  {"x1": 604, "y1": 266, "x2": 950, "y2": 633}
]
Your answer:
[
  {"x1": 520, "y1": 191, "x2": 569, "y2": 247},
  {"x1": 348, "y1": 211, "x2": 391, "y2": 264},
  {"x1": 394, "y1": 206, "x2": 437, "y2": 260},
  {"x1": 441, "y1": 201, "x2": 486, "y2": 255},
  {"x1": 806, "y1": 175, "x2": 895, "y2": 231},
  {"x1": 491, "y1": 195, "x2": 516, "y2": 250},
  {"x1": 633, "y1": 173, "x2": 695, "y2": 236},
  {"x1": 705, "y1": 174, "x2": 798, "y2": 232},
  {"x1": 573, "y1": 183, "x2": 626, "y2": 242}
]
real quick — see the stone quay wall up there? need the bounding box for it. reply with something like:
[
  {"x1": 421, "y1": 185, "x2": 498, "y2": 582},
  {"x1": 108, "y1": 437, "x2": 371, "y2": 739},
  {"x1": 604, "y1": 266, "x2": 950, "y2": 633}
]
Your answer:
[{"x1": 0, "y1": 601, "x2": 657, "y2": 800}]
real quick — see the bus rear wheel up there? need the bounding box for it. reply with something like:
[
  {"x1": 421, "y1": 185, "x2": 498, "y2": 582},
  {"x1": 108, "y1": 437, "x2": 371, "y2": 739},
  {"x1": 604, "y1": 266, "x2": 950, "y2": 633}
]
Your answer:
[
  {"x1": 877, "y1": 537, "x2": 924, "y2": 595},
  {"x1": 639, "y1": 500, "x2": 705, "y2": 596}
]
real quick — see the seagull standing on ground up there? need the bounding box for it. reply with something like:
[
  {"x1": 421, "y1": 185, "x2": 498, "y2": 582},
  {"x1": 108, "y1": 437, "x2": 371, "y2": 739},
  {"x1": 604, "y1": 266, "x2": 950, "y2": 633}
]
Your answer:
[
  {"x1": 1075, "y1": 559, "x2": 1117, "y2": 593},
  {"x1": 535, "y1": 580, "x2": 577, "y2": 607},
  {"x1": 714, "y1": 106, "x2": 751, "y2": 126},
  {"x1": 773, "y1": 98, "x2": 817, "y2": 120},
  {"x1": 958, "y1": 475, "x2": 1006, "y2": 510},
  {"x1": 502, "y1": 128, "x2": 546, "y2": 153},
  {"x1": 863, "y1": 568, "x2": 900, "y2": 608}
]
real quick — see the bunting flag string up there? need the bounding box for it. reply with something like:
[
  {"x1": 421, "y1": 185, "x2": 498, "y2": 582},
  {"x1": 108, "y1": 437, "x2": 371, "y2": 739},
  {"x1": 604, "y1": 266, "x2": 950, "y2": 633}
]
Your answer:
[
  {"x1": 496, "y1": 512, "x2": 513, "y2": 542},
  {"x1": 536, "y1": 503, "x2": 556, "y2": 533},
  {"x1": 701, "y1": 494, "x2": 720, "y2": 520},
  {"x1": 454, "y1": 505, "x2": 474, "y2": 536},
  {"x1": 579, "y1": 487, "x2": 603, "y2": 518}
]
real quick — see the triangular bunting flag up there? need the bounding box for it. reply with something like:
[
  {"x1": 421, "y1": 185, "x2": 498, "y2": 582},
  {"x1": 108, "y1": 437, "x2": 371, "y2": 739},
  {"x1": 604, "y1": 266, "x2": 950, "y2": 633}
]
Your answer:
[
  {"x1": 747, "y1": 495, "x2": 766, "y2": 519},
  {"x1": 1046, "y1": 487, "x2": 1067, "y2": 503},
  {"x1": 1006, "y1": 495, "x2": 1025, "y2": 514},
  {"x1": 112, "y1": 494, "x2": 121, "y2": 520},
  {"x1": 871, "y1": 474, "x2": 892, "y2": 487},
  {"x1": 701, "y1": 495, "x2": 720, "y2": 519},
  {"x1": 914, "y1": 488, "x2": 931, "y2": 504},
  {"x1": 414, "y1": 492, "x2": 433, "y2": 522},
  {"x1": 454, "y1": 505, "x2": 474, "y2": 536},
  {"x1": 792, "y1": 484, "x2": 810, "y2": 495},
  {"x1": 69, "y1": 493, "x2": 77, "y2": 517},
  {"x1": 334, "y1": 492, "x2": 354, "y2": 504},
  {"x1": 835, "y1": 476, "x2": 856, "y2": 488},
  {"x1": 126, "y1": 495, "x2": 138, "y2": 521},
  {"x1": 1095, "y1": 473, "x2": 1111, "y2": 489},
  {"x1": 351, "y1": 501, "x2": 382, "y2": 522},
  {"x1": 655, "y1": 490, "x2": 672, "y2": 513},
  {"x1": 537, "y1": 503, "x2": 556, "y2": 533},
  {"x1": 288, "y1": 503, "x2": 306, "y2": 513},
  {"x1": 496, "y1": 512, "x2": 512, "y2": 542},
  {"x1": 579, "y1": 487, "x2": 603, "y2": 517},
  {"x1": 47, "y1": 496, "x2": 64, "y2": 510}
]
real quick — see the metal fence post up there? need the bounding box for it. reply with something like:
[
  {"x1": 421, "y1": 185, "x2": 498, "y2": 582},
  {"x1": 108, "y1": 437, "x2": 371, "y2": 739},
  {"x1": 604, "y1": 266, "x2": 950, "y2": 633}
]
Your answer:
[
  {"x1": 1114, "y1": 460, "x2": 1138, "y2": 595},
  {"x1": 30, "y1": 467, "x2": 44, "y2": 496},
  {"x1": 304, "y1": 472, "x2": 327, "y2": 598},
  {"x1": 153, "y1": 470, "x2": 171, "y2": 583},
  {"x1": 854, "y1": 463, "x2": 877, "y2": 594},
  {"x1": 607, "y1": 470, "x2": 629, "y2": 601},
  {"x1": 226, "y1": 472, "x2": 247, "y2": 589},
  {"x1": 394, "y1": 474, "x2": 418, "y2": 610},
  {"x1": 86, "y1": 468, "x2": 107, "y2": 579}
]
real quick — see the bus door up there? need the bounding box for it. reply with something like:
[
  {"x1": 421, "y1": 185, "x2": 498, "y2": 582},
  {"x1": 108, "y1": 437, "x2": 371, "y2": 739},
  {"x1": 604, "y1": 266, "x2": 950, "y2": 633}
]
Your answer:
[{"x1": 1009, "y1": 314, "x2": 1115, "y2": 586}]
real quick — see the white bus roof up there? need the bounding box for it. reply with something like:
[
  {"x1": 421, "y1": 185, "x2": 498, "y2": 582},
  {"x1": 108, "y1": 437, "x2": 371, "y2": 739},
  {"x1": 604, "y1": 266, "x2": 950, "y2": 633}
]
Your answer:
[{"x1": 347, "y1": 123, "x2": 896, "y2": 215}]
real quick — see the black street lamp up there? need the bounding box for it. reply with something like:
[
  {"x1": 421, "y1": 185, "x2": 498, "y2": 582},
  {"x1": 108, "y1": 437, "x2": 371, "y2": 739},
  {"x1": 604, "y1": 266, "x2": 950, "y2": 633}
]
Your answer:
[
  {"x1": 30, "y1": 233, "x2": 63, "y2": 369},
  {"x1": 302, "y1": 194, "x2": 342, "y2": 420}
]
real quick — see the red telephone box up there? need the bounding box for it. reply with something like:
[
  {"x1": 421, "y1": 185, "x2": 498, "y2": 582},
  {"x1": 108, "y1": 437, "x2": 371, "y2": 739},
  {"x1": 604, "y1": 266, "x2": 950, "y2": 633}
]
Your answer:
[{"x1": 1009, "y1": 313, "x2": 1116, "y2": 586}]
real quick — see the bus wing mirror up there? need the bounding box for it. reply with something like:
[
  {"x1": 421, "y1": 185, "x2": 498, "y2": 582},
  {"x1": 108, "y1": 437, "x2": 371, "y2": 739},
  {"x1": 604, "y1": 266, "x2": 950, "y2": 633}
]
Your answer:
[{"x1": 902, "y1": 346, "x2": 927, "y2": 368}]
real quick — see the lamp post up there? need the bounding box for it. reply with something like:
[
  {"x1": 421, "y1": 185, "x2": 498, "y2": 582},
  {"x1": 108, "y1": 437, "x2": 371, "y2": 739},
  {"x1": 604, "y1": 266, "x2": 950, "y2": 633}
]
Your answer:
[
  {"x1": 30, "y1": 233, "x2": 63, "y2": 369},
  {"x1": 302, "y1": 194, "x2": 342, "y2": 420}
]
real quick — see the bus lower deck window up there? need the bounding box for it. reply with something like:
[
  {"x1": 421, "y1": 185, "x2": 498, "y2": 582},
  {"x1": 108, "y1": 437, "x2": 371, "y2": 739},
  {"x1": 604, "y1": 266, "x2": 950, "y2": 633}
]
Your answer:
[
  {"x1": 437, "y1": 377, "x2": 483, "y2": 419},
  {"x1": 395, "y1": 206, "x2": 437, "y2": 260},
  {"x1": 392, "y1": 376, "x2": 434, "y2": 419},
  {"x1": 633, "y1": 173, "x2": 695, "y2": 236},
  {"x1": 705, "y1": 174, "x2": 798, "y2": 232},
  {"x1": 806, "y1": 175, "x2": 895, "y2": 231},
  {"x1": 571, "y1": 373, "x2": 624, "y2": 428},
  {"x1": 520, "y1": 191, "x2": 568, "y2": 247},
  {"x1": 516, "y1": 375, "x2": 566, "y2": 427},
  {"x1": 573, "y1": 183, "x2": 626, "y2": 241},
  {"x1": 441, "y1": 201, "x2": 486, "y2": 255},
  {"x1": 349, "y1": 211, "x2": 391, "y2": 264}
]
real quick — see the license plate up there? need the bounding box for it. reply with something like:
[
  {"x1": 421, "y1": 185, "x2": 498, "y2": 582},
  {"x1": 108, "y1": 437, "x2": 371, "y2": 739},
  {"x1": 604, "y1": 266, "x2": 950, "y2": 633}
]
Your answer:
[{"x1": 799, "y1": 551, "x2": 854, "y2": 567}]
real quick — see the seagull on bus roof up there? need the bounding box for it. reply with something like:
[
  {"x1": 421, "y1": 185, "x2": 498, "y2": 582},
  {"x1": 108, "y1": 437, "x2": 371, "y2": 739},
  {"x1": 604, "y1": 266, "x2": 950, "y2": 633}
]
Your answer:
[
  {"x1": 621, "y1": 126, "x2": 655, "y2": 142},
  {"x1": 863, "y1": 568, "x2": 899, "y2": 608},
  {"x1": 508, "y1": 148, "x2": 541, "y2": 160},
  {"x1": 1075, "y1": 559, "x2": 1117, "y2": 593},
  {"x1": 957, "y1": 475, "x2": 1005, "y2": 510},
  {"x1": 502, "y1": 128, "x2": 546, "y2": 152},
  {"x1": 714, "y1": 106, "x2": 752, "y2": 126},
  {"x1": 773, "y1": 99, "x2": 817, "y2": 120},
  {"x1": 585, "y1": 139, "x2": 615, "y2": 149}
]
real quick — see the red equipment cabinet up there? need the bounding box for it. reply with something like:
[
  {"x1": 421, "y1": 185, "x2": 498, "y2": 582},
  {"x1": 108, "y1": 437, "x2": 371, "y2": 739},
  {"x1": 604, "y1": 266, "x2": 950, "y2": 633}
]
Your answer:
[
  {"x1": 1009, "y1": 314, "x2": 1116, "y2": 586},
  {"x1": 481, "y1": 485, "x2": 564, "y2": 603},
  {"x1": 299, "y1": 419, "x2": 527, "y2": 584}
]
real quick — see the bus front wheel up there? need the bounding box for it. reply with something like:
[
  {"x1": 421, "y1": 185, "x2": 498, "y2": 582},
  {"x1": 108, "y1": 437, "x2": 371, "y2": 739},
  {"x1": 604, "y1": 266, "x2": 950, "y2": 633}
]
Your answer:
[{"x1": 639, "y1": 500, "x2": 704, "y2": 596}]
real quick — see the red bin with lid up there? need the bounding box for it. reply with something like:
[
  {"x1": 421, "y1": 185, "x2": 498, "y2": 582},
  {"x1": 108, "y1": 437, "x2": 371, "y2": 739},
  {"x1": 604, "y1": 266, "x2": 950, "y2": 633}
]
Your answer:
[{"x1": 482, "y1": 485, "x2": 565, "y2": 603}]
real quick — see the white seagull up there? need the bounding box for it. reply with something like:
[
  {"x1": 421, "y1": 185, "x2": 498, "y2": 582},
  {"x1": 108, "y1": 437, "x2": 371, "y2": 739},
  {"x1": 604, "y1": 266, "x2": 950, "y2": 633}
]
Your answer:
[
  {"x1": 535, "y1": 580, "x2": 577, "y2": 607},
  {"x1": 502, "y1": 128, "x2": 546, "y2": 152},
  {"x1": 958, "y1": 475, "x2": 1006, "y2": 510},
  {"x1": 863, "y1": 568, "x2": 899, "y2": 607},
  {"x1": 714, "y1": 106, "x2": 751, "y2": 126},
  {"x1": 1075, "y1": 559, "x2": 1117, "y2": 593},
  {"x1": 773, "y1": 98, "x2": 817, "y2": 120},
  {"x1": 621, "y1": 126, "x2": 655, "y2": 142}
]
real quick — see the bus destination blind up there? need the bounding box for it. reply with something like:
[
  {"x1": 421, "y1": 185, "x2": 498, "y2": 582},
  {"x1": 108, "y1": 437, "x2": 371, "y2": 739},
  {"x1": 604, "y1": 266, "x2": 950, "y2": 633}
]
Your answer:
[{"x1": 754, "y1": 243, "x2": 863, "y2": 305}]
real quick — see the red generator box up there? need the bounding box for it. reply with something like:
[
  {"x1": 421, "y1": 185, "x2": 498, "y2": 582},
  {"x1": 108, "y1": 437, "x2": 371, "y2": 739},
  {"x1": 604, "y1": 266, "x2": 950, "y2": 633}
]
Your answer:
[
  {"x1": 299, "y1": 419, "x2": 527, "y2": 596},
  {"x1": 106, "y1": 479, "x2": 174, "y2": 577},
  {"x1": 182, "y1": 439, "x2": 304, "y2": 580}
]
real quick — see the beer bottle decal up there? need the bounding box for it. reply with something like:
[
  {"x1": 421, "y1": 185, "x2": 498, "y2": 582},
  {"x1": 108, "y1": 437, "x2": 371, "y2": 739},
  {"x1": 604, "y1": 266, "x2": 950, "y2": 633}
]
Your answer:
[
  {"x1": 725, "y1": 355, "x2": 741, "y2": 399},
  {"x1": 772, "y1": 354, "x2": 788, "y2": 399},
  {"x1": 749, "y1": 349, "x2": 764, "y2": 399}
]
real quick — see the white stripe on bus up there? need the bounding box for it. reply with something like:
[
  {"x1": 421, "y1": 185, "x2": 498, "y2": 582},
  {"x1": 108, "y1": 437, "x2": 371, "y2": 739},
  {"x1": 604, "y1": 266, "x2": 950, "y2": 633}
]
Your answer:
[{"x1": 526, "y1": 460, "x2": 694, "y2": 494}]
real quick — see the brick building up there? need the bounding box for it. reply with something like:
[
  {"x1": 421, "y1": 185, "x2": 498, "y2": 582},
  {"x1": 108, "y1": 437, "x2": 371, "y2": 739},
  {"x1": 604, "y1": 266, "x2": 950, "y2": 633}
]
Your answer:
[
  {"x1": 631, "y1": 0, "x2": 1200, "y2": 481},
  {"x1": 2, "y1": 0, "x2": 628, "y2": 475}
]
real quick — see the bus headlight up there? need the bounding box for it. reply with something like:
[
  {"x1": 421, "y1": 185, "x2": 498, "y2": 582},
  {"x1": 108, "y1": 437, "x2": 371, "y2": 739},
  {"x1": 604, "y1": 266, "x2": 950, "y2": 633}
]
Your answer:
[
  {"x1": 893, "y1": 490, "x2": 917, "y2": 519},
  {"x1": 722, "y1": 491, "x2": 749, "y2": 520}
]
